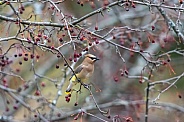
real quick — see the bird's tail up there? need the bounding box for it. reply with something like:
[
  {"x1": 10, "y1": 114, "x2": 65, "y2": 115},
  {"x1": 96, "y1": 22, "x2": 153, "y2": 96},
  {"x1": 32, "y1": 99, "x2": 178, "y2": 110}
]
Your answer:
[{"x1": 65, "y1": 82, "x2": 73, "y2": 94}]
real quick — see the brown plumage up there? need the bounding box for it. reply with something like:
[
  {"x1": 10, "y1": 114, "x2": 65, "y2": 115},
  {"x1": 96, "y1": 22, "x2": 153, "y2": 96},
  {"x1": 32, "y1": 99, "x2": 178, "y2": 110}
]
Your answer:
[{"x1": 65, "y1": 54, "x2": 99, "y2": 94}]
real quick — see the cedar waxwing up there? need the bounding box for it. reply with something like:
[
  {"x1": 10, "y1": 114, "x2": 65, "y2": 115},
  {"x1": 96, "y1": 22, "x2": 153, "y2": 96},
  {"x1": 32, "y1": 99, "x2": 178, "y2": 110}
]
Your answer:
[{"x1": 65, "y1": 54, "x2": 99, "y2": 94}]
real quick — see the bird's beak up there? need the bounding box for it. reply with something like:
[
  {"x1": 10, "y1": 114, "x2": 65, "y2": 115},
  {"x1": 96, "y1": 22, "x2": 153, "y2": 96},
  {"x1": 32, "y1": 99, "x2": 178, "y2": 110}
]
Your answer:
[{"x1": 95, "y1": 57, "x2": 100, "y2": 61}]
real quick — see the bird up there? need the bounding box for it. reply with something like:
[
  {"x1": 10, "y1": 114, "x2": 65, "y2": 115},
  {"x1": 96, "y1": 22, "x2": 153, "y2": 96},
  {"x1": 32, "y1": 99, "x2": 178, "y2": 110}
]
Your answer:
[{"x1": 65, "y1": 54, "x2": 99, "y2": 94}]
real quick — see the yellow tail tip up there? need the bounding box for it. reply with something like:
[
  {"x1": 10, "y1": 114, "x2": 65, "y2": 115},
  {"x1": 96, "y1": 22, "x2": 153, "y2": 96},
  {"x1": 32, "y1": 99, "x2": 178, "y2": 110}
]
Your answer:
[{"x1": 65, "y1": 91, "x2": 71, "y2": 95}]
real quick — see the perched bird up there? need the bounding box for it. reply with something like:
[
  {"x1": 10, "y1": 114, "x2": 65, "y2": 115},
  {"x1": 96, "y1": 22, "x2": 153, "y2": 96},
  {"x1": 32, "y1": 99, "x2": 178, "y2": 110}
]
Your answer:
[{"x1": 65, "y1": 54, "x2": 99, "y2": 94}]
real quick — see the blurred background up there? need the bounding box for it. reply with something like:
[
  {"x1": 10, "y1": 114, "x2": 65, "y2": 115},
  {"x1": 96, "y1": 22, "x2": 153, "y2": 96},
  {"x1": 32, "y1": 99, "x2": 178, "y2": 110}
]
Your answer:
[{"x1": 0, "y1": 0, "x2": 184, "y2": 122}]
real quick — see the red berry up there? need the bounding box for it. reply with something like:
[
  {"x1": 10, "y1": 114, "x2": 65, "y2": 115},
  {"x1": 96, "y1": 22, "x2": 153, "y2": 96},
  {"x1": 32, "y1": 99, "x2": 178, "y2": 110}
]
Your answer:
[
  {"x1": 139, "y1": 80, "x2": 143, "y2": 84},
  {"x1": 56, "y1": 64, "x2": 59, "y2": 69},
  {"x1": 25, "y1": 53, "x2": 28, "y2": 56},
  {"x1": 79, "y1": 53, "x2": 82, "y2": 57},
  {"x1": 38, "y1": 34, "x2": 42, "y2": 37},
  {"x1": 47, "y1": 39, "x2": 51, "y2": 43},
  {"x1": 36, "y1": 55, "x2": 40, "y2": 59},
  {"x1": 68, "y1": 94, "x2": 71, "y2": 97},
  {"x1": 41, "y1": 82, "x2": 45, "y2": 87},
  {"x1": 15, "y1": 21, "x2": 19, "y2": 24},
  {"x1": 132, "y1": 3, "x2": 136, "y2": 8},
  {"x1": 27, "y1": 38, "x2": 31, "y2": 43},
  {"x1": 2, "y1": 79, "x2": 7, "y2": 84},
  {"x1": 89, "y1": 42, "x2": 92, "y2": 46},
  {"x1": 30, "y1": 54, "x2": 34, "y2": 59},
  {"x1": 51, "y1": 46, "x2": 55, "y2": 50},
  {"x1": 152, "y1": 40, "x2": 155, "y2": 43},
  {"x1": 16, "y1": 68, "x2": 20, "y2": 72},
  {"x1": 93, "y1": 37, "x2": 97, "y2": 40},
  {"x1": 95, "y1": 40, "x2": 99, "y2": 44},
  {"x1": 163, "y1": 61, "x2": 167, "y2": 65},
  {"x1": 64, "y1": 27, "x2": 67, "y2": 30},
  {"x1": 62, "y1": 34, "x2": 66, "y2": 37},
  {"x1": 6, "y1": 107, "x2": 9, "y2": 112},
  {"x1": 80, "y1": 36, "x2": 84, "y2": 41},
  {"x1": 43, "y1": 35, "x2": 48, "y2": 39},
  {"x1": 57, "y1": 113, "x2": 61, "y2": 117},
  {"x1": 59, "y1": 38, "x2": 63, "y2": 42},
  {"x1": 74, "y1": 58, "x2": 77, "y2": 62},
  {"x1": 57, "y1": 54, "x2": 60, "y2": 58},
  {"x1": 113, "y1": 76, "x2": 119, "y2": 82},
  {"x1": 74, "y1": 102, "x2": 78, "y2": 106},
  {"x1": 103, "y1": 1, "x2": 109, "y2": 6},
  {"x1": 69, "y1": 57, "x2": 72, "y2": 61},
  {"x1": 24, "y1": 84, "x2": 29, "y2": 89},
  {"x1": 178, "y1": 94, "x2": 182, "y2": 99},
  {"x1": 167, "y1": 59, "x2": 171, "y2": 62},
  {"x1": 95, "y1": 26, "x2": 98, "y2": 30},
  {"x1": 21, "y1": 6, "x2": 25, "y2": 11},
  {"x1": 74, "y1": 52, "x2": 77, "y2": 58},
  {"x1": 19, "y1": 10, "x2": 23, "y2": 14},
  {"x1": 24, "y1": 57, "x2": 28, "y2": 61},
  {"x1": 36, "y1": 37, "x2": 40, "y2": 42},
  {"x1": 51, "y1": 6, "x2": 54, "y2": 10},
  {"x1": 70, "y1": 29, "x2": 74, "y2": 33},
  {"x1": 18, "y1": 53, "x2": 22, "y2": 57},
  {"x1": 76, "y1": 54, "x2": 80, "y2": 58},
  {"x1": 85, "y1": 47, "x2": 88, "y2": 51},
  {"x1": 35, "y1": 90, "x2": 40, "y2": 96},
  {"x1": 125, "y1": 2, "x2": 129, "y2": 6},
  {"x1": 179, "y1": 0, "x2": 183, "y2": 4},
  {"x1": 66, "y1": 97, "x2": 70, "y2": 102},
  {"x1": 13, "y1": 105, "x2": 18, "y2": 110},
  {"x1": 6, "y1": 100, "x2": 10, "y2": 104},
  {"x1": 151, "y1": 26, "x2": 155, "y2": 31}
]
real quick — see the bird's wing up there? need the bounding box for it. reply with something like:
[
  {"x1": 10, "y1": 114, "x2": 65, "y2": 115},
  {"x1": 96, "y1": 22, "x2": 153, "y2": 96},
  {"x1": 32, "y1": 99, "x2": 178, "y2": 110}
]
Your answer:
[
  {"x1": 66, "y1": 65, "x2": 84, "y2": 93},
  {"x1": 69, "y1": 64, "x2": 84, "y2": 81}
]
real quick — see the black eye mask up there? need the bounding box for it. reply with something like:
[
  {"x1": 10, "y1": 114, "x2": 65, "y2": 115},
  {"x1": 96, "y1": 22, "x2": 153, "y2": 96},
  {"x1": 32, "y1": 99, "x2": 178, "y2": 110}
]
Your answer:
[{"x1": 89, "y1": 57, "x2": 99, "y2": 60}]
